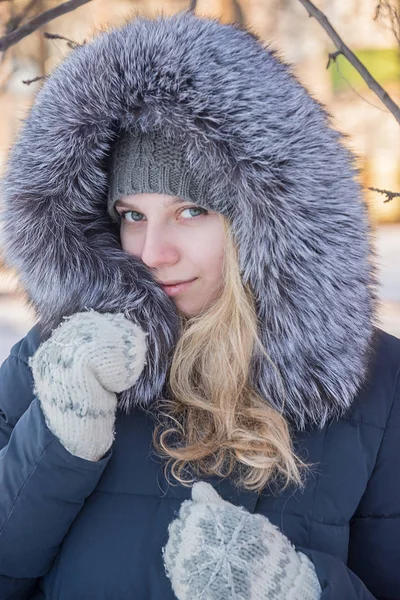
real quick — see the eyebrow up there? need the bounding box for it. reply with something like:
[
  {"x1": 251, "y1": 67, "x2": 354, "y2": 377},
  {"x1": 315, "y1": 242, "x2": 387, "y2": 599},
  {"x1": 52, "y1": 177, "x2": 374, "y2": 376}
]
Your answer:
[{"x1": 115, "y1": 197, "x2": 186, "y2": 210}]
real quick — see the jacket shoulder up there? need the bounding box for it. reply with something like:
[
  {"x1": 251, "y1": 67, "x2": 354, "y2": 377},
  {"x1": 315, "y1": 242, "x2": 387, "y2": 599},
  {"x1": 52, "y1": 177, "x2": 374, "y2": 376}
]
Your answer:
[
  {"x1": 0, "y1": 324, "x2": 42, "y2": 435},
  {"x1": 345, "y1": 327, "x2": 400, "y2": 428},
  {"x1": 374, "y1": 326, "x2": 400, "y2": 365},
  {"x1": 346, "y1": 328, "x2": 400, "y2": 597},
  {"x1": 7, "y1": 323, "x2": 42, "y2": 364},
  {"x1": 366, "y1": 326, "x2": 400, "y2": 385}
]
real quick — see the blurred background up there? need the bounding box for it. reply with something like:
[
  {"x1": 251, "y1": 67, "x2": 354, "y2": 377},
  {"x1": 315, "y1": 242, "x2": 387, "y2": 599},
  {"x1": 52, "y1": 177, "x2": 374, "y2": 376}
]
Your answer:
[{"x1": 0, "y1": 0, "x2": 399, "y2": 363}]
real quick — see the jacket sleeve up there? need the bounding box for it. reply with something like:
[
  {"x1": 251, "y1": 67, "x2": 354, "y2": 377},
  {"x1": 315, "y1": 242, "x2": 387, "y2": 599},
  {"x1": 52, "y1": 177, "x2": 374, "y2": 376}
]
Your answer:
[
  {"x1": 0, "y1": 330, "x2": 112, "y2": 600},
  {"x1": 346, "y1": 363, "x2": 400, "y2": 600},
  {"x1": 298, "y1": 547, "x2": 377, "y2": 599},
  {"x1": 300, "y1": 361, "x2": 400, "y2": 600}
]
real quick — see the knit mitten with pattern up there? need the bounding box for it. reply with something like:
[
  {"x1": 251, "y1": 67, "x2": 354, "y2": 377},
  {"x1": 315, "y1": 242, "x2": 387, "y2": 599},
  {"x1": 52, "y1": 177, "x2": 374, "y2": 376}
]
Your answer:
[
  {"x1": 28, "y1": 310, "x2": 148, "y2": 462},
  {"x1": 163, "y1": 482, "x2": 321, "y2": 600}
]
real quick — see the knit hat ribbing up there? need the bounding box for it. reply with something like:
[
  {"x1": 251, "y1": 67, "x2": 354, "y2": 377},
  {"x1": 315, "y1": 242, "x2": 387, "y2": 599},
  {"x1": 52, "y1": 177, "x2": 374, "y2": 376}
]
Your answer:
[{"x1": 107, "y1": 129, "x2": 210, "y2": 222}]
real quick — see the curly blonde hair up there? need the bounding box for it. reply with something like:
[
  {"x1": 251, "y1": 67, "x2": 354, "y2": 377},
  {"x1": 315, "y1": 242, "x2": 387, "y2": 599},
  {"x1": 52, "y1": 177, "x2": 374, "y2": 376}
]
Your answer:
[{"x1": 152, "y1": 219, "x2": 306, "y2": 493}]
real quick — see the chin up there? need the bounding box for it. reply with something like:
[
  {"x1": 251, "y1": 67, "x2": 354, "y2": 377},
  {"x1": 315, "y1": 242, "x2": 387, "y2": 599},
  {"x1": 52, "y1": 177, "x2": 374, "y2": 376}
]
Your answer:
[
  {"x1": 176, "y1": 304, "x2": 198, "y2": 319},
  {"x1": 178, "y1": 299, "x2": 217, "y2": 320}
]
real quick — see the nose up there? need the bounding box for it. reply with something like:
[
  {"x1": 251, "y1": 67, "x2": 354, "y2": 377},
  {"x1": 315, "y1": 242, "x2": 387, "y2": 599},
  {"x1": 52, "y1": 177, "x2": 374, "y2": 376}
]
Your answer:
[{"x1": 140, "y1": 225, "x2": 180, "y2": 269}]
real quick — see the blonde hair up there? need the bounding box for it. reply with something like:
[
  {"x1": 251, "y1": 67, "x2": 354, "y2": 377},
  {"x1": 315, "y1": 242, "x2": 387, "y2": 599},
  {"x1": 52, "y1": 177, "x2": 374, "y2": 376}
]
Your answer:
[{"x1": 152, "y1": 218, "x2": 306, "y2": 494}]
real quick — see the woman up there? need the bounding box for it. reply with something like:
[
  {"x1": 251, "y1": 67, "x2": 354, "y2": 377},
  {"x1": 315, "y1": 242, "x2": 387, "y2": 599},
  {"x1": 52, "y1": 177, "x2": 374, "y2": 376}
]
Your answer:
[{"x1": 0, "y1": 10, "x2": 399, "y2": 600}]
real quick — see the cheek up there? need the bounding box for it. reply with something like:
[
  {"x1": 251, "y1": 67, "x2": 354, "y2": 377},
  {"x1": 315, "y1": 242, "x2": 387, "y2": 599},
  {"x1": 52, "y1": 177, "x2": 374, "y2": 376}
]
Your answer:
[
  {"x1": 120, "y1": 227, "x2": 140, "y2": 256},
  {"x1": 194, "y1": 227, "x2": 225, "y2": 281},
  {"x1": 208, "y1": 247, "x2": 225, "y2": 283}
]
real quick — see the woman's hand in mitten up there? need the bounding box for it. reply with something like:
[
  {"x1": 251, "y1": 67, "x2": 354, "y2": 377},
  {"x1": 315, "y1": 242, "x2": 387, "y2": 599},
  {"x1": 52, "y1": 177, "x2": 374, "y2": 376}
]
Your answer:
[
  {"x1": 28, "y1": 310, "x2": 148, "y2": 462},
  {"x1": 163, "y1": 482, "x2": 322, "y2": 600}
]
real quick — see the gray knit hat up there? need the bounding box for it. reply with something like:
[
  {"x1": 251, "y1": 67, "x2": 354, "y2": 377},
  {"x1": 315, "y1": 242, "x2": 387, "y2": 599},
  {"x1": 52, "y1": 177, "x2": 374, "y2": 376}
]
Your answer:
[{"x1": 107, "y1": 129, "x2": 210, "y2": 222}]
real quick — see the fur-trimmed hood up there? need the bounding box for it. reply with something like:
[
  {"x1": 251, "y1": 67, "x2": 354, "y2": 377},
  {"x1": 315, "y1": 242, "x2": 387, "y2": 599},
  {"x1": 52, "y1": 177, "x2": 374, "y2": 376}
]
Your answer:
[{"x1": 1, "y1": 10, "x2": 378, "y2": 428}]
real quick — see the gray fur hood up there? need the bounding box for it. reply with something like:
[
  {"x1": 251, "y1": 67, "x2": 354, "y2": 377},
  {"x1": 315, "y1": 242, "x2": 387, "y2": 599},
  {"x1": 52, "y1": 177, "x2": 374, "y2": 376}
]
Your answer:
[{"x1": 1, "y1": 10, "x2": 378, "y2": 428}]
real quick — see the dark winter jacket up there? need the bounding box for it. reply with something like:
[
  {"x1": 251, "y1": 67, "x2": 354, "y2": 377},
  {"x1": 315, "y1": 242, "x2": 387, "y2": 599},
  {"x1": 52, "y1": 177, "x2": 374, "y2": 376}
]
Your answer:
[
  {"x1": 0, "y1": 9, "x2": 399, "y2": 600},
  {"x1": 0, "y1": 324, "x2": 400, "y2": 599}
]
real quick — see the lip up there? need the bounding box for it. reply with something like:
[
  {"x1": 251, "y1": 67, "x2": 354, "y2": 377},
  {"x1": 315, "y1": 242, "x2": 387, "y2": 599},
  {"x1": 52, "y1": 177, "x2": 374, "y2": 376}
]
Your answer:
[{"x1": 161, "y1": 278, "x2": 197, "y2": 297}]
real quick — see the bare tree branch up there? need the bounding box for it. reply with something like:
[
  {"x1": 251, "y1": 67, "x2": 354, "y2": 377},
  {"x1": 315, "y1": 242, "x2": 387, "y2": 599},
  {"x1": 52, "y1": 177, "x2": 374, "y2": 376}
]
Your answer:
[
  {"x1": 296, "y1": 0, "x2": 400, "y2": 126},
  {"x1": 5, "y1": 0, "x2": 42, "y2": 33},
  {"x1": 369, "y1": 187, "x2": 400, "y2": 203},
  {"x1": 0, "y1": 0, "x2": 92, "y2": 52},
  {"x1": 22, "y1": 74, "x2": 47, "y2": 85},
  {"x1": 44, "y1": 31, "x2": 84, "y2": 49},
  {"x1": 326, "y1": 50, "x2": 341, "y2": 69},
  {"x1": 374, "y1": 0, "x2": 400, "y2": 45},
  {"x1": 327, "y1": 54, "x2": 392, "y2": 113}
]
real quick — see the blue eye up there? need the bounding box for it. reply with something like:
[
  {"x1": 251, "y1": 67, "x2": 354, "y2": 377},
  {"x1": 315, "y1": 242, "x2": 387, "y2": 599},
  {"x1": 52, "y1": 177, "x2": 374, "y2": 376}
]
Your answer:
[
  {"x1": 180, "y1": 207, "x2": 207, "y2": 219},
  {"x1": 120, "y1": 211, "x2": 144, "y2": 222},
  {"x1": 118, "y1": 206, "x2": 208, "y2": 223}
]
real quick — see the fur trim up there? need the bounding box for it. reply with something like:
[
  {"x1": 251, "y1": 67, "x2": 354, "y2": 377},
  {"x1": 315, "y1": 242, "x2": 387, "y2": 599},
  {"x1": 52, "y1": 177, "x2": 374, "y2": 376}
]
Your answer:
[{"x1": 0, "y1": 11, "x2": 378, "y2": 427}]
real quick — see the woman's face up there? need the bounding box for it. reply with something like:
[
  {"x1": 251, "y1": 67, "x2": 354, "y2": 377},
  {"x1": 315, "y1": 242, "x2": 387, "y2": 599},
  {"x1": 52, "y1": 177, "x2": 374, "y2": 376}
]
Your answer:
[{"x1": 115, "y1": 193, "x2": 225, "y2": 317}]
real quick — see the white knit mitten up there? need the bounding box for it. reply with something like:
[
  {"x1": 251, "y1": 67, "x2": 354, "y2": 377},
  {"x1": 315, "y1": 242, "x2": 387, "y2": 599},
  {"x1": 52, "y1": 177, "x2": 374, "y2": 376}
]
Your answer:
[
  {"x1": 28, "y1": 310, "x2": 148, "y2": 462},
  {"x1": 163, "y1": 482, "x2": 321, "y2": 600}
]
